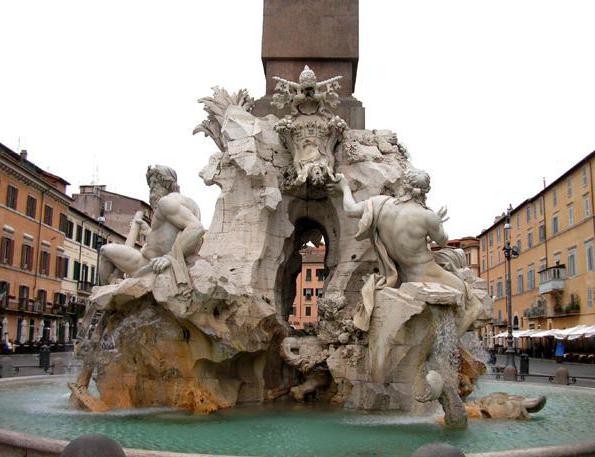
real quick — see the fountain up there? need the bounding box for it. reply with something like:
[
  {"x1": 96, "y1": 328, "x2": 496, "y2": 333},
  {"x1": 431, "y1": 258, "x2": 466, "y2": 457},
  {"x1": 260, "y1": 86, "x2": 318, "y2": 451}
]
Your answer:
[{"x1": 1, "y1": 2, "x2": 595, "y2": 456}]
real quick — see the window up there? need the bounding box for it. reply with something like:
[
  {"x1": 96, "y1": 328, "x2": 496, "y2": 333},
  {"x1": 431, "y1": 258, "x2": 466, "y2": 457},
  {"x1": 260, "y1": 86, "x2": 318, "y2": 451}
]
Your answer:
[
  {"x1": 586, "y1": 240, "x2": 594, "y2": 272},
  {"x1": 18, "y1": 286, "x2": 29, "y2": 306},
  {"x1": 567, "y1": 178, "x2": 573, "y2": 198},
  {"x1": 489, "y1": 253, "x2": 493, "y2": 268},
  {"x1": 73, "y1": 261, "x2": 81, "y2": 281},
  {"x1": 496, "y1": 227, "x2": 501, "y2": 243},
  {"x1": 55, "y1": 256, "x2": 69, "y2": 279},
  {"x1": 481, "y1": 257, "x2": 486, "y2": 272},
  {"x1": 290, "y1": 306, "x2": 296, "y2": 316},
  {"x1": 0, "y1": 282, "x2": 9, "y2": 307},
  {"x1": 582, "y1": 166, "x2": 589, "y2": 187},
  {"x1": 316, "y1": 268, "x2": 325, "y2": 281},
  {"x1": 37, "y1": 289, "x2": 47, "y2": 306},
  {"x1": 584, "y1": 194, "x2": 591, "y2": 218},
  {"x1": 305, "y1": 268, "x2": 312, "y2": 282},
  {"x1": 84, "y1": 229, "x2": 92, "y2": 246},
  {"x1": 465, "y1": 252, "x2": 471, "y2": 266},
  {"x1": 552, "y1": 215, "x2": 559, "y2": 234},
  {"x1": 568, "y1": 204, "x2": 575, "y2": 226},
  {"x1": 527, "y1": 266, "x2": 535, "y2": 290},
  {"x1": 39, "y1": 251, "x2": 51, "y2": 275},
  {"x1": 516, "y1": 270, "x2": 524, "y2": 294},
  {"x1": 538, "y1": 224, "x2": 546, "y2": 242},
  {"x1": 490, "y1": 283, "x2": 494, "y2": 297},
  {"x1": 588, "y1": 288, "x2": 593, "y2": 308},
  {"x1": 0, "y1": 237, "x2": 14, "y2": 265},
  {"x1": 305, "y1": 306, "x2": 312, "y2": 317},
  {"x1": 6, "y1": 185, "x2": 18, "y2": 210},
  {"x1": 515, "y1": 214, "x2": 520, "y2": 229},
  {"x1": 104, "y1": 201, "x2": 113, "y2": 212},
  {"x1": 489, "y1": 232, "x2": 493, "y2": 247},
  {"x1": 553, "y1": 189, "x2": 558, "y2": 207},
  {"x1": 539, "y1": 197, "x2": 544, "y2": 216},
  {"x1": 81, "y1": 264, "x2": 89, "y2": 283},
  {"x1": 481, "y1": 237, "x2": 487, "y2": 251},
  {"x1": 498, "y1": 310, "x2": 502, "y2": 322},
  {"x1": 76, "y1": 225, "x2": 83, "y2": 243},
  {"x1": 43, "y1": 205, "x2": 53, "y2": 226},
  {"x1": 59, "y1": 213, "x2": 68, "y2": 233},
  {"x1": 516, "y1": 239, "x2": 522, "y2": 253},
  {"x1": 303, "y1": 288, "x2": 313, "y2": 299},
  {"x1": 567, "y1": 248, "x2": 577, "y2": 277},
  {"x1": 20, "y1": 244, "x2": 33, "y2": 271},
  {"x1": 533, "y1": 202, "x2": 537, "y2": 219},
  {"x1": 90, "y1": 266, "x2": 96, "y2": 285},
  {"x1": 527, "y1": 231, "x2": 533, "y2": 249},
  {"x1": 496, "y1": 280, "x2": 503, "y2": 299},
  {"x1": 26, "y1": 196, "x2": 36, "y2": 218},
  {"x1": 526, "y1": 206, "x2": 531, "y2": 223}
]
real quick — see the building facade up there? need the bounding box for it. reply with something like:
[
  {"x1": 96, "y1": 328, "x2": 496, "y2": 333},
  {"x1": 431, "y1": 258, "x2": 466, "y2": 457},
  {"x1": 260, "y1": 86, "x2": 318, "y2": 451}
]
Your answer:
[
  {"x1": 61, "y1": 207, "x2": 126, "y2": 330},
  {"x1": 71, "y1": 185, "x2": 151, "y2": 241},
  {"x1": 288, "y1": 245, "x2": 326, "y2": 329},
  {"x1": 0, "y1": 144, "x2": 130, "y2": 350},
  {"x1": 479, "y1": 151, "x2": 595, "y2": 338},
  {"x1": 0, "y1": 146, "x2": 71, "y2": 347}
]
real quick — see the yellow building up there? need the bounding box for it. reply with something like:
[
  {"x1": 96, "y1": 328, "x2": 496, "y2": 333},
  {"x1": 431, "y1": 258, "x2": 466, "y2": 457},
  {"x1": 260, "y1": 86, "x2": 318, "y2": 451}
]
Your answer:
[
  {"x1": 479, "y1": 151, "x2": 595, "y2": 338},
  {"x1": 60, "y1": 206, "x2": 126, "y2": 339}
]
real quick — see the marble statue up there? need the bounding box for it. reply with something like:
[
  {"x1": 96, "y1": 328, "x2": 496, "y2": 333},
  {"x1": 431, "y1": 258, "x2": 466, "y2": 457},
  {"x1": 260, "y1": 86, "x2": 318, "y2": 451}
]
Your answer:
[
  {"x1": 99, "y1": 165, "x2": 205, "y2": 285},
  {"x1": 71, "y1": 65, "x2": 500, "y2": 427}
]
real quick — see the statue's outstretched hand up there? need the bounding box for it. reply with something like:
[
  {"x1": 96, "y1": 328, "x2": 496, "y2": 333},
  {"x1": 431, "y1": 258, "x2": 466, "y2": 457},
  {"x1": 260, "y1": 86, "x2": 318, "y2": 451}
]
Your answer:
[
  {"x1": 150, "y1": 256, "x2": 171, "y2": 274},
  {"x1": 326, "y1": 173, "x2": 348, "y2": 195},
  {"x1": 437, "y1": 206, "x2": 449, "y2": 224}
]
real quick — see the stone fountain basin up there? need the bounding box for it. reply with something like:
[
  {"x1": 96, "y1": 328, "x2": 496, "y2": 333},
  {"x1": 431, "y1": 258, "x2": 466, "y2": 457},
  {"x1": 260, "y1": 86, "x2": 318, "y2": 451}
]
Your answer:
[{"x1": 1, "y1": 376, "x2": 595, "y2": 457}]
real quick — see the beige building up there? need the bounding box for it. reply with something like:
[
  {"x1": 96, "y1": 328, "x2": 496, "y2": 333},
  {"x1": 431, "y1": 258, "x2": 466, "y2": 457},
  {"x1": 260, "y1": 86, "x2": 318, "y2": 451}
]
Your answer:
[
  {"x1": 61, "y1": 206, "x2": 126, "y2": 338},
  {"x1": 479, "y1": 151, "x2": 595, "y2": 339}
]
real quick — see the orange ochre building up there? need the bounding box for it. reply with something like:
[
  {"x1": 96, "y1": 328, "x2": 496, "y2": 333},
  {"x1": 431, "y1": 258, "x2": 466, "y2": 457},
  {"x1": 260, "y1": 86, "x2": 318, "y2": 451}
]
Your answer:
[{"x1": 288, "y1": 245, "x2": 326, "y2": 329}]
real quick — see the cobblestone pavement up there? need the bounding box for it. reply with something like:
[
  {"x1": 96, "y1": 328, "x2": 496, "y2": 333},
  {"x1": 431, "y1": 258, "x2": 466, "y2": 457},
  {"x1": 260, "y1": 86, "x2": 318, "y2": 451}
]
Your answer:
[
  {"x1": 0, "y1": 351, "x2": 78, "y2": 378},
  {"x1": 485, "y1": 354, "x2": 595, "y2": 388}
]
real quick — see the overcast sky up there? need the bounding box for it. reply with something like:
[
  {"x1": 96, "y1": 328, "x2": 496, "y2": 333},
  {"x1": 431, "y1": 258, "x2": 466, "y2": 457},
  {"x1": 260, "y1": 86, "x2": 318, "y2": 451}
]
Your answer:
[{"x1": 1, "y1": 1, "x2": 594, "y2": 239}]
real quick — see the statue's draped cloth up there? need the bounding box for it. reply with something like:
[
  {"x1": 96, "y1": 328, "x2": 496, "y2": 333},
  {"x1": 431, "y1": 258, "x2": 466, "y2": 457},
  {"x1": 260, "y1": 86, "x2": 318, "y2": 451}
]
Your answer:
[{"x1": 353, "y1": 195, "x2": 397, "y2": 331}]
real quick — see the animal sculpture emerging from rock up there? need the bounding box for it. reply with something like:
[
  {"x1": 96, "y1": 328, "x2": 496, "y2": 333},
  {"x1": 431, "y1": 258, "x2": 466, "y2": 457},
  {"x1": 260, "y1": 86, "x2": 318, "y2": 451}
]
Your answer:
[{"x1": 466, "y1": 392, "x2": 547, "y2": 420}]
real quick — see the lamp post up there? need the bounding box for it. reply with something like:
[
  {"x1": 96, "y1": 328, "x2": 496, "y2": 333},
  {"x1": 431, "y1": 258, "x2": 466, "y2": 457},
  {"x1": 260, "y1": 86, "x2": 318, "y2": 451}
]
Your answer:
[{"x1": 503, "y1": 205, "x2": 519, "y2": 381}]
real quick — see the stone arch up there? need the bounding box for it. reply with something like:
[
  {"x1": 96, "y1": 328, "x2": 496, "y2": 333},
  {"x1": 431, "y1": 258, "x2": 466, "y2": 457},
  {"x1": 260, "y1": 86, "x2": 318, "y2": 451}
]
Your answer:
[{"x1": 274, "y1": 197, "x2": 340, "y2": 320}]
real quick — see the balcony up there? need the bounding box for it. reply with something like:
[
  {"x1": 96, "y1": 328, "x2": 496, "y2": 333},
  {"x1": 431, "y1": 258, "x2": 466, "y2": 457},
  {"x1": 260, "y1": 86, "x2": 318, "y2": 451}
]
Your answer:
[
  {"x1": 77, "y1": 281, "x2": 94, "y2": 295},
  {"x1": 539, "y1": 265, "x2": 566, "y2": 294}
]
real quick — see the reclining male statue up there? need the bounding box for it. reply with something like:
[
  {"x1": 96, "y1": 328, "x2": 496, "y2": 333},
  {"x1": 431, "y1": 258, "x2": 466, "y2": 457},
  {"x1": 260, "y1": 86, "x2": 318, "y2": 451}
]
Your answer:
[
  {"x1": 99, "y1": 165, "x2": 205, "y2": 285},
  {"x1": 330, "y1": 169, "x2": 487, "y2": 427},
  {"x1": 330, "y1": 169, "x2": 484, "y2": 333}
]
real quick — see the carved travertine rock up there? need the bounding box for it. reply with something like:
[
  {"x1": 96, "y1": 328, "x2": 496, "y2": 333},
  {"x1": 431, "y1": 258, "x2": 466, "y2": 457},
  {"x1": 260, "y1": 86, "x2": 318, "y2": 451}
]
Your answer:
[{"x1": 73, "y1": 65, "x2": 492, "y2": 426}]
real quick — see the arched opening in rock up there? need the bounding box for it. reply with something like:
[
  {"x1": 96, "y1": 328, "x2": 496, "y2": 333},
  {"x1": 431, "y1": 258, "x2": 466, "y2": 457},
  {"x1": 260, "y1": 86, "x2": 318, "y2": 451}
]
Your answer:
[{"x1": 277, "y1": 217, "x2": 329, "y2": 325}]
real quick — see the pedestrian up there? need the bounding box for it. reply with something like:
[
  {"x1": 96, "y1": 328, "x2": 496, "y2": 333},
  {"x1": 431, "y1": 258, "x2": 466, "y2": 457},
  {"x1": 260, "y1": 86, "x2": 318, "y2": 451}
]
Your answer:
[{"x1": 555, "y1": 340, "x2": 565, "y2": 363}]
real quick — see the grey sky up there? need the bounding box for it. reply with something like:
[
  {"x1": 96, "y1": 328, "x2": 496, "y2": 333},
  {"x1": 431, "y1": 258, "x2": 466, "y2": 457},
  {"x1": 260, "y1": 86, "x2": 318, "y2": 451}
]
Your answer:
[{"x1": 1, "y1": 1, "x2": 594, "y2": 238}]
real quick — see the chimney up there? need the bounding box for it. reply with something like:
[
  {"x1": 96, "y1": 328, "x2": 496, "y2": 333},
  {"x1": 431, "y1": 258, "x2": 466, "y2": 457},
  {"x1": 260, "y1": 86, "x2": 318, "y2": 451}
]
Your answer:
[{"x1": 20, "y1": 150, "x2": 28, "y2": 161}]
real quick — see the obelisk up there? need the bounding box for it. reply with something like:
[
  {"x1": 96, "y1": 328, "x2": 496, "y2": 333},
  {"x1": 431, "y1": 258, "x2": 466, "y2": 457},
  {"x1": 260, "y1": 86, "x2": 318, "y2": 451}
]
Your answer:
[{"x1": 252, "y1": 0, "x2": 365, "y2": 129}]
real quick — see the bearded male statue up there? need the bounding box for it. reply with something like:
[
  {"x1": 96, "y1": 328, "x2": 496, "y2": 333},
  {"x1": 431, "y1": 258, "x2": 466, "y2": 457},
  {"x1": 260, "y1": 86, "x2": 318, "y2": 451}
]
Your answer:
[{"x1": 99, "y1": 165, "x2": 205, "y2": 285}]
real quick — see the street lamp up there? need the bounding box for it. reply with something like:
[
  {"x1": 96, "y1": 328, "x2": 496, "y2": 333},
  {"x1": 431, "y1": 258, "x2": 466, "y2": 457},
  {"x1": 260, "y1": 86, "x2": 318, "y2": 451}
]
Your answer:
[{"x1": 503, "y1": 205, "x2": 519, "y2": 381}]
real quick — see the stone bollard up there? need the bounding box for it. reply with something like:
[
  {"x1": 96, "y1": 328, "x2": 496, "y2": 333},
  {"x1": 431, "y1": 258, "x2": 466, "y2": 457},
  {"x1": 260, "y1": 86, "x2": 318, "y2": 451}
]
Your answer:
[
  {"x1": 411, "y1": 443, "x2": 466, "y2": 457},
  {"x1": 61, "y1": 434, "x2": 125, "y2": 457},
  {"x1": 53, "y1": 357, "x2": 65, "y2": 375},
  {"x1": 554, "y1": 366, "x2": 570, "y2": 385},
  {"x1": 0, "y1": 357, "x2": 12, "y2": 378}
]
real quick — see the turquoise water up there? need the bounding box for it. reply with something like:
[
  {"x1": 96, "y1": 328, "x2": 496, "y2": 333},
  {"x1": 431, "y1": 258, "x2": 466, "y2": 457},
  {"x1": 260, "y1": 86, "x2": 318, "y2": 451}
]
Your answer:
[{"x1": 0, "y1": 378, "x2": 594, "y2": 456}]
